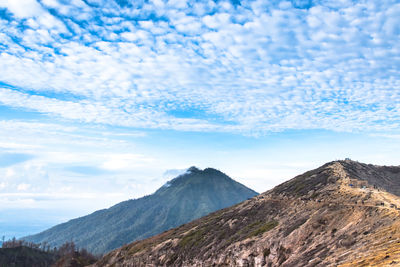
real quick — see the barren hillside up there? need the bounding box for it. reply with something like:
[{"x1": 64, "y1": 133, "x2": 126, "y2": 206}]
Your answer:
[{"x1": 94, "y1": 160, "x2": 400, "y2": 267}]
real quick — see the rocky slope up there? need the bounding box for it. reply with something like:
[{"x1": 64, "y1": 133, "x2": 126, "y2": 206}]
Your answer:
[
  {"x1": 24, "y1": 167, "x2": 257, "y2": 254},
  {"x1": 94, "y1": 160, "x2": 400, "y2": 266}
]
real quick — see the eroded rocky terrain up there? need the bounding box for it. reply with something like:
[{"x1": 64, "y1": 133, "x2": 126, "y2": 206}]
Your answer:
[{"x1": 94, "y1": 160, "x2": 400, "y2": 266}]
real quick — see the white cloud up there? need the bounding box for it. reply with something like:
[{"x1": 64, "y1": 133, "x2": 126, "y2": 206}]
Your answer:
[
  {"x1": 17, "y1": 183, "x2": 31, "y2": 191},
  {"x1": 202, "y1": 13, "x2": 231, "y2": 29},
  {"x1": 0, "y1": 119, "x2": 167, "y2": 216},
  {"x1": 0, "y1": 0, "x2": 399, "y2": 136},
  {"x1": 5, "y1": 169, "x2": 15, "y2": 178},
  {"x1": 0, "y1": 0, "x2": 45, "y2": 18},
  {"x1": 102, "y1": 153, "x2": 154, "y2": 171}
]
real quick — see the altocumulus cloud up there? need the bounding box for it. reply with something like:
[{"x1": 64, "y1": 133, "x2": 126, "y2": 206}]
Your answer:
[{"x1": 0, "y1": 0, "x2": 399, "y2": 134}]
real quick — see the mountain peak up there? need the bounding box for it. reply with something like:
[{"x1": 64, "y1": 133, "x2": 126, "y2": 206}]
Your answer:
[
  {"x1": 157, "y1": 166, "x2": 253, "y2": 196},
  {"x1": 25, "y1": 166, "x2": 257, "y2": 254},
  {"x1": 186, "y1": 166, "x2": 226, "y2": 175},
  {"x1": 96, "y1": 160, "x2": 400, "y2": 267},
  {"x1": 272, "y1": 159, "x2": 400, "y2": 197},
  {"x1": 187, "y1": 166, "x2": 200, "y2": 173}
]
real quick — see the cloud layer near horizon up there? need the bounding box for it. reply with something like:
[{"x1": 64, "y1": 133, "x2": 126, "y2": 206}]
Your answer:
[{"x1": 0, "y1": 0, "x2": 399, "y2": 134}]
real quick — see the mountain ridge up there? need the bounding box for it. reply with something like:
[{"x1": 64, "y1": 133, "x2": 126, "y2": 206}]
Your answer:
[
  {"x1": 94, "y1": 160, "x2": 400, "y2": 266},
  {"x1": 24, "y1": 167, "x2": 258, "y2": 254}
]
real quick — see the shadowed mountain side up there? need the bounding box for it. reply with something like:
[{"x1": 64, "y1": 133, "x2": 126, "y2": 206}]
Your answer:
[
  {"x1": 94, "y1": 160, "x2": 400, "y2": 267},
  {"x1": 24, "y1": 167, "x2": 258, "y2": 255},
  {"x1": 0, "y1": 240, "x2": 97, "y2": 267},
  {"x1": 0, "y1": 247, "x2": 56, "y2": 267}
]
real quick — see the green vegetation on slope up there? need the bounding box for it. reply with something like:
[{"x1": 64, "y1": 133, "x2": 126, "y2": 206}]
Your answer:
[
  {"x1": 248, "y1": 220, "x2": 279, "y2": 237},
  {"x1": 24, "y1": 167, "x2": 258, "y2": 254},
  {"x1": 0, "y1": 239, "x2": 97, "y2": 267},
  {"x1": 0, "y1": 247, "x2": 56, "y2": 267}
]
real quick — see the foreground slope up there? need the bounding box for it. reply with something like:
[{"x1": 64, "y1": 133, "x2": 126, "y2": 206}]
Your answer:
[
  {"x1": 95, "y1": 160, "x2": 400, "y2": 266},
  {"x1": 24, "y1": 167, "x2": 257, "y2": 255}
]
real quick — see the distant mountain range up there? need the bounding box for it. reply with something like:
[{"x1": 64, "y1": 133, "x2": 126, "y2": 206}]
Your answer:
[
  {"x1": 95, "y1": 160, "x2": 400, "y2": 266},
  {"x1": 24, "y1": 167, "x2": 258, "y2": 254}
]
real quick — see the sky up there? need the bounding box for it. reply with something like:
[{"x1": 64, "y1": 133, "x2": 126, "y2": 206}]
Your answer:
[{"x1": 0, "y1": 0, "x2": 399, "y2": 239}]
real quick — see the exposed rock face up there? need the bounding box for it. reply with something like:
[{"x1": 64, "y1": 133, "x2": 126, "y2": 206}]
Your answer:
[{"x1": 94, "y1": 160, "x2": 400, "y2": 267}]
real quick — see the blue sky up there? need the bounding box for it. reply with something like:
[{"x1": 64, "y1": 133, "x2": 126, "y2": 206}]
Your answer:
[{"x1": 0, "y1": 0, "x2": 400, "y2": 238}]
